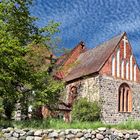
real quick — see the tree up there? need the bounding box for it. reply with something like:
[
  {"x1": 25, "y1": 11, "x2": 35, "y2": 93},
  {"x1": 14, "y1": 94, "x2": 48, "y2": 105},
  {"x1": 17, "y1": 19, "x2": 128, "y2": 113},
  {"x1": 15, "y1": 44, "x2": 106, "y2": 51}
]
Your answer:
[
  {"x1": 24, "y1": 44, "x2": 64, "y2": 109},
  {"x1": 0, "y1": 0, "x2": 63, "y2": 119},
  {"x1": 0, "y1": 0, "x2": 36, "y2": 46},
  {"x1": 0, "y1": 19, "x2": 34, "y2": 119}
]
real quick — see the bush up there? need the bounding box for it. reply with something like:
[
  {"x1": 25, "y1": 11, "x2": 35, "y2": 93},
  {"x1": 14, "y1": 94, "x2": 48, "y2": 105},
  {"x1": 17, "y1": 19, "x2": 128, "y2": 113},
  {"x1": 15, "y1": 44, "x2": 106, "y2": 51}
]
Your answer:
[
  {"x1": 72, "y1": 98, "x2": 101, "y2": 122},
  {"x1": 0, "y1": 120, "x2": 13, "y2": 129}
]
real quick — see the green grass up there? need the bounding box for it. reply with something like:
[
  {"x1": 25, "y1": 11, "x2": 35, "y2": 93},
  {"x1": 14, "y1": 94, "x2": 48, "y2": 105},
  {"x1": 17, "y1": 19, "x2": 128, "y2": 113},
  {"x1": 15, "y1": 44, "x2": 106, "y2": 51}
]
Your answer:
[
  {"x1": 114, "y1": 120, "x2": 140, "y2": 130},
  {"x1": 1, "y1": 119, "x2": 140, "y2": 130},
  {"x1": 48, "y1": 119, "x2": 111, "y2": 129}
]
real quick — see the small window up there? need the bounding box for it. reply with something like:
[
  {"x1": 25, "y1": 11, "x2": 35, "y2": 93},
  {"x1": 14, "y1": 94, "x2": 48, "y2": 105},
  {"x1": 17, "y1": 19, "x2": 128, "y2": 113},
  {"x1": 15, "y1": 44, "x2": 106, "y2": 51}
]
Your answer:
[{"x1": 118, "y1": 83, "x2": 132, "y2": 112}]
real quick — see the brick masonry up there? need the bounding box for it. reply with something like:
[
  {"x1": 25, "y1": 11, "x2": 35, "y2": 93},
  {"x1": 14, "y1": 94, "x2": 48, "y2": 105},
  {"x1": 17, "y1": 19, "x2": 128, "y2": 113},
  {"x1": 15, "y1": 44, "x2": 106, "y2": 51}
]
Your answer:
[{"x1": 100, "y1": 35, "x2": 140, "y2": 83}]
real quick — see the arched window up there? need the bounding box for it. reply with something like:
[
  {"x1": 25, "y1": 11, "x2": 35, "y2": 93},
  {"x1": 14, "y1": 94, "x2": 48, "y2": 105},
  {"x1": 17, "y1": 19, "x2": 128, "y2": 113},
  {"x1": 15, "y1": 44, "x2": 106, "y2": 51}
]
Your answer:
[
  {"x1": 126, "y1": 62, "x2": 129, "y2": 80},
  {"x1": 130, "y1": 55, "x2": 133, "y2": 81},
  {"x1": 117, "y1": 48, "x2": 120, "y2": 77},
  {"x1": 118, "y1": 83, "x2": 132, "y2": 112},
  {"x1": 112, "y1": 56, "x2": 115, "y2": 76},
  {"x1": 134, "y1": 64, "x2": 137, "y2": 81},
  {"x1": 121, "y1": 60, "x2": 124, "y2": 79}
]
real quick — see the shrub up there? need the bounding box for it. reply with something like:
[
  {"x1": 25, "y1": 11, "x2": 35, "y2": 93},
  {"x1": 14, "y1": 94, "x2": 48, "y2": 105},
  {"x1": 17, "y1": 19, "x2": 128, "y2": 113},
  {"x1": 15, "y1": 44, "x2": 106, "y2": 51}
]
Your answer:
[
  {"x1": 0, "y1": 120, "x2": 13, "y2": 128},
  {"x1": 72, "y1": 98, "x2": 101, "y2": 122}
]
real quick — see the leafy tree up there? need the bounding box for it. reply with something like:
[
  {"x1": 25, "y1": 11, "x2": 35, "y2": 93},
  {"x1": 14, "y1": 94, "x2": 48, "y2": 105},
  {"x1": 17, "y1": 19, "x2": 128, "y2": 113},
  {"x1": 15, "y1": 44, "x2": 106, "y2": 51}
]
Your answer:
[
  {"x1": 0, "y1": 0, "x2": 60, "y2": 46},
  {"x1": 24, "y1": 44, "x2": 64, "y2": 109},
  {"x1": 0, "y1": 0, "x2": 63, "y2": 119},
  {"x1": 0, "y1": 0, "x2": 36, "y2": 46},
  {"x1": 0, "y1": 19, "x2": 34, "y2": 119}
]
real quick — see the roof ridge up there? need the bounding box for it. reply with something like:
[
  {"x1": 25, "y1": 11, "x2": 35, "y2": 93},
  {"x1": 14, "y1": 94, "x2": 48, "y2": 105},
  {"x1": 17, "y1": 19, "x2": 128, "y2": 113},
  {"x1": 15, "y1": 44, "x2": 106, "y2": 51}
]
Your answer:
[{"x1": 83, "y1": 32, "x2": 125, "y2": 54}]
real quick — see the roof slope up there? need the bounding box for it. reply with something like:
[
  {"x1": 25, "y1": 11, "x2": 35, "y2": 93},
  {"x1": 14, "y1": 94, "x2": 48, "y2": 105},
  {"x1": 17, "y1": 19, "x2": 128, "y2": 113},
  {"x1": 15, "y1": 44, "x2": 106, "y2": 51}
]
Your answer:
[
  {"x1": 54, "y1": 41, "x2": 86, "y2": 79},
  {"x1": 56, "y1": 41, "x2": 86, "y2": 68},
  {"x1": 64, "y1": 32, "x2": 125, "y2": 82}
]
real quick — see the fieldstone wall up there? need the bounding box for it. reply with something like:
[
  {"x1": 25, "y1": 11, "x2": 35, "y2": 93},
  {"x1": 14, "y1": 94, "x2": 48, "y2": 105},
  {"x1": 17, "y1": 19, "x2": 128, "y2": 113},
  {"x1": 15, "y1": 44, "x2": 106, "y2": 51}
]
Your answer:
[
  {"x1": 99, "y1": 75, "x2": 140, "y2": 124},
  {"x1": 66, "y1": 74, "x2": 100, "y2": 102},
  {"x1": 66, "y1": 74, "x2": 140, "y2": 124},
  {"x1": 2, "y1": 127, "x2": 140, "y2": 140}
]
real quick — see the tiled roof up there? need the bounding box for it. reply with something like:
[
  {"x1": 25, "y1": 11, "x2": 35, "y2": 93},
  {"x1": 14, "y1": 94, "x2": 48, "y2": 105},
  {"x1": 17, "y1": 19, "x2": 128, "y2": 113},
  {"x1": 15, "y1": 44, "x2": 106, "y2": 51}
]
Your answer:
[
  {"x1": 54, "y1": 41, "x2": 86, "y2": 79},
  {"x1": 64, "y1": 32, "x2": 125, "y2": 82},
  {"x1": 56, "y1": 41, "x2": 86, "y2": 67}
]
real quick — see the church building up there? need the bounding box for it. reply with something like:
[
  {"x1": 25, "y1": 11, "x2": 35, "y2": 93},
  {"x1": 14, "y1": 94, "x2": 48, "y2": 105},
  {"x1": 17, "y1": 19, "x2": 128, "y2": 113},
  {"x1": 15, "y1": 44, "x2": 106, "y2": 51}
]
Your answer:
[{"x1": 56, "y1": 32, "x2": 140, "y2": 124}]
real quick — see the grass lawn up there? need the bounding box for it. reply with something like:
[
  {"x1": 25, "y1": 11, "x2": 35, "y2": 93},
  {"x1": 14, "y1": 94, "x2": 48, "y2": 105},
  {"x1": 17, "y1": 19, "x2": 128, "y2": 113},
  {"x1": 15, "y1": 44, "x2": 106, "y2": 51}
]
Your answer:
[{"x1": 1, "y1": 119, "x2": 140, "y2": 130}]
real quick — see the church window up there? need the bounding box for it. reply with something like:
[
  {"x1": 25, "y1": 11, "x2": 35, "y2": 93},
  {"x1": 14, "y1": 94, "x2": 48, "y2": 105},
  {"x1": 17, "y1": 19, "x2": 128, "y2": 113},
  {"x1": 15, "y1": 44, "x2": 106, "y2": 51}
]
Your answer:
[
  {"x1": 117, "y1": 48, "x2": 120, "y2": 77},
  {"x1": 121, "y1": 60, "x2": 124, "y2": 79},
  {"x1": 118, "y1": 83, "x2": 132, "y2": 112},
  {"x1": 130, "y1": 55, "x2": 133, "y2": 81},
  {"x1": 134, "y1": 64, "x2": 137, "y2": 81},
  {"x1": 112, "y1": 56, "x2": 115, "y2": 76},
  {"x1": 126, "y1": 62, "x2": 129, "y2": 80}
]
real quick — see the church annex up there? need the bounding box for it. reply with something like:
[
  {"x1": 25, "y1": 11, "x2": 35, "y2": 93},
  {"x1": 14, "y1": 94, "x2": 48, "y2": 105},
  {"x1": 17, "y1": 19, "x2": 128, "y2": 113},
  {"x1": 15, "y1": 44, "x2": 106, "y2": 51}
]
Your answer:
[{"x1": 55, "y1": 32, "x2": 140, "y2": 124}]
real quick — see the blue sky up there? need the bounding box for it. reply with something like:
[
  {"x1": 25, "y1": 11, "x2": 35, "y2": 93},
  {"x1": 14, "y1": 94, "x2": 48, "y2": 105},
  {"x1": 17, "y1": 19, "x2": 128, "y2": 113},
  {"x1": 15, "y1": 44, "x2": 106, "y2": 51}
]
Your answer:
[{"x1": 30, "y1": 0, "x2": 140, "y2": 66}]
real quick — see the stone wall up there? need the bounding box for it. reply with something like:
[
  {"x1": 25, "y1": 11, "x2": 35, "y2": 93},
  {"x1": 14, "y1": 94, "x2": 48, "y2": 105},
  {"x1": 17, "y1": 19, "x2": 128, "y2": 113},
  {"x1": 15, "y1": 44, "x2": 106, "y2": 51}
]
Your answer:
[
  {"x1": 99, "y1": 75, "x2": 140, "y2": 124},
  {"x1": 65, "y1": 74, "x2": 140, "y2": 124},
  {"x1": 66, "y1": 74, "x2": 100, "y2": 103},
  {"x1": 2, "y1": 127, "x2": 140, "y2": 140}
]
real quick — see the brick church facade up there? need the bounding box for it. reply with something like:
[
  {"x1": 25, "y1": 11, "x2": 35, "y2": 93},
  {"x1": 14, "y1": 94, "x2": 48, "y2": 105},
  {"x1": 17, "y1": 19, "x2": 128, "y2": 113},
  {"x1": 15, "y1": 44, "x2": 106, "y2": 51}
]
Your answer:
[{"x1": 55, "y1": 32, "x2": 140, "y2": 124}]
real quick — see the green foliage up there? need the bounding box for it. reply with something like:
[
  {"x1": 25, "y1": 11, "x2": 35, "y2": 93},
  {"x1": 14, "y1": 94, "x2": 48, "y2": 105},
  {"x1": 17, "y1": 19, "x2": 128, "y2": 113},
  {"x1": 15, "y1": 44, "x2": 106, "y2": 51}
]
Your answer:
[
  {"x1": 72, "y1": 98, "x2": 101, "y2": 122},
  {"x1": 0, "y1": 0, "x2": 36, "y2": 46},
  {"x1": 0, "y1": 120, "x2": 13, "y2": 128},
  {"x1": 0, "y1": 97, "x2": 4, "y2": 119},
  {"x1": 0, "y1": 0, "x2": 63, "y2": 119},
  {"x1": 33, "y1": 74, "x2": 64, "y2": 107},
  {"x1": 25, "y1": 44, "x2": 64, "y2": 108},
  {"x1": 3, "y1": 98, "x2": 15, "y2": 120}
]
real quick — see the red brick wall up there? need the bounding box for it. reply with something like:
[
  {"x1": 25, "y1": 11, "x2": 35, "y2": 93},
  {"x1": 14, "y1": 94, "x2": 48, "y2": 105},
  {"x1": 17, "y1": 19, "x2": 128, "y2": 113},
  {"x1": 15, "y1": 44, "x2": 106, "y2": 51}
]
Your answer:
[
  {"x1": 56, "y1": 42, "x2": 86, "y2": 79},
  {"x1": 100, "y1": 35, "x2": 140, "y2": 83},
  {"x1": 64, "y1": 43, "x2": 85, "y2": 67}
]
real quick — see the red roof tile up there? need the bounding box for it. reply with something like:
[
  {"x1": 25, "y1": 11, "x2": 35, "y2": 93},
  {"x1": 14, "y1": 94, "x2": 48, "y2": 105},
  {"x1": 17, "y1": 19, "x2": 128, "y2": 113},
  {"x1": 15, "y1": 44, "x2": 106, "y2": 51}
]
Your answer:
[{"x1": 64, "y1": 32, "x2": 125, "y2": 82}]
